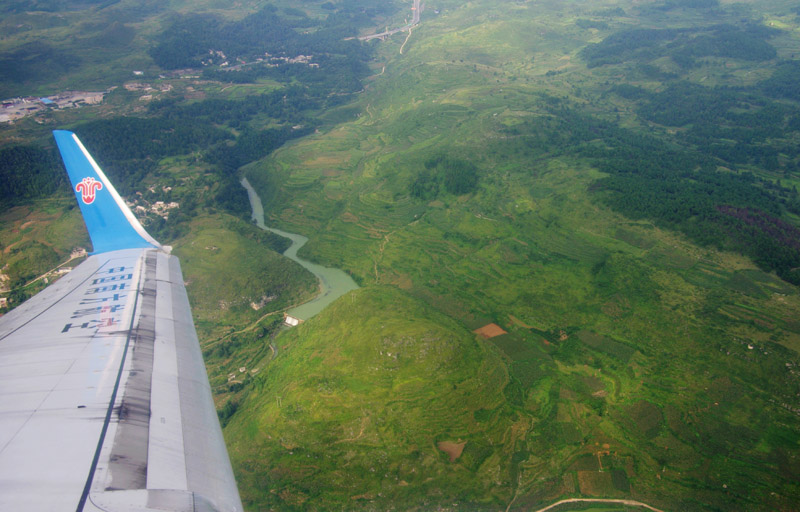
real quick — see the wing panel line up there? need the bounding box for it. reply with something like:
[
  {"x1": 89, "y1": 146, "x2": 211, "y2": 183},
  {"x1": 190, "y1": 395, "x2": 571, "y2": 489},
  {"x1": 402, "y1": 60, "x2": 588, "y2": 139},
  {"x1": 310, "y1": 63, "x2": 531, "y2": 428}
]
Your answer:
[
  {"x1": 105, "y1": 251, "x2": 157, "y2": 490},
  {"x1": 76, "y1": 253, "x2": 147, "y2": 512},
  {"x1": 0, "y1": 258, "x2": 111, "y2": 343},
  {"x1": 0, "y1": 257, "x2": 112, "y2": 461}
]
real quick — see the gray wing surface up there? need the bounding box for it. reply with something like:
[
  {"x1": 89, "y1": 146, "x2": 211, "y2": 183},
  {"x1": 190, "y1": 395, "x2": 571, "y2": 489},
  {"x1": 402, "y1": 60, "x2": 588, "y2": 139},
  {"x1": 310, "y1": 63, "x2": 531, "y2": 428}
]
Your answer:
[{"x1": 0, "y1": 132, "x2": 243, "y2": 512}]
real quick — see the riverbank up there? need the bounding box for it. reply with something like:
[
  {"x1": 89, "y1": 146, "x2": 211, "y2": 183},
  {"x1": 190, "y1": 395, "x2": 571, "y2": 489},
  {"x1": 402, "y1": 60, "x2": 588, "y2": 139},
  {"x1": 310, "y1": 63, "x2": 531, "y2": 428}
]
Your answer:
[{"x1": 241, "y1": 177, "x2": 359, "y2": 320}]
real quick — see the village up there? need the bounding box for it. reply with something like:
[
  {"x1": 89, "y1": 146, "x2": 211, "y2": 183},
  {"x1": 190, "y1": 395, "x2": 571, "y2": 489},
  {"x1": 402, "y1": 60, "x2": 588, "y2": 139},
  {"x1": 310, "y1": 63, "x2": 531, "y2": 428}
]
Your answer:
[
  {"x1": 129, "y1": 186, "x2": 180, "y2": 221},
  {"x1": 0, "y1": 50, "x2": 322, "y2": 123},
  {"x1": 0, "y1": 90, "x2": 108, "y2": 123}
]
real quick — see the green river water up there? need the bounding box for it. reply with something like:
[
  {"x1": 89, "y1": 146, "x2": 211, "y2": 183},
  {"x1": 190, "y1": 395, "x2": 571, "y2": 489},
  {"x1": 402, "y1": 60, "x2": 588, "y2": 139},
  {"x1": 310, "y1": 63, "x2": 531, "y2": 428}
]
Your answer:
[{"x1": 241, "y1": 178, "x2": 359, "y2": 320}]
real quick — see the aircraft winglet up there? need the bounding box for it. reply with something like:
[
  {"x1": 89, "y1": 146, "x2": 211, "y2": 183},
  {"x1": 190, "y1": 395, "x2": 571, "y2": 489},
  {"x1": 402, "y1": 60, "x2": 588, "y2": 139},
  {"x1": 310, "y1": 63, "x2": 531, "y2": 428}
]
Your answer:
[{"x1": 53, "y1": 130, "x2": 164, "y2": 254}]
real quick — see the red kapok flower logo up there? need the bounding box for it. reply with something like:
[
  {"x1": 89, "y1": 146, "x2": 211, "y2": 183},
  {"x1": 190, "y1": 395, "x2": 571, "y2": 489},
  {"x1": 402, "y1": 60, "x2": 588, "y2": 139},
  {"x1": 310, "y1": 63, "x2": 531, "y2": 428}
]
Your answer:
[{"x1": 76, "y1": 177, "x2": 103, "y2": 204}]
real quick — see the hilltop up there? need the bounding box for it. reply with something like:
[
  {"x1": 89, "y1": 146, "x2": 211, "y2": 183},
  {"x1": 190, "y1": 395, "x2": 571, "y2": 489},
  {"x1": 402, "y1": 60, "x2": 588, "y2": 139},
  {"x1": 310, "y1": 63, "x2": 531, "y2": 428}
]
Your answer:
[{"x1": 225, "y1": 286, "x2": 514, "y2": 510}]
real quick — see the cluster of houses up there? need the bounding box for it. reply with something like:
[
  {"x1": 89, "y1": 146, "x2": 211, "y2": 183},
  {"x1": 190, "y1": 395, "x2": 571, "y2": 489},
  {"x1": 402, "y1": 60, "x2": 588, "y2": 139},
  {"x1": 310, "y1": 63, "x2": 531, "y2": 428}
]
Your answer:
[
  {"x1": 219, "y1": 51, "x2": 320, "y2": 71},
  {"x1": 263, "y1": 53, "x2": 318, "y2": 67},
  {"x1": 124, "y1": 81, "x2": 173, "y2": 102},
  {"x1": 1, "y1": 91, "x2": 107, "y2": 123},
  {"x1": 129, "y1": 199, "x2": 180, "y2": 220}
]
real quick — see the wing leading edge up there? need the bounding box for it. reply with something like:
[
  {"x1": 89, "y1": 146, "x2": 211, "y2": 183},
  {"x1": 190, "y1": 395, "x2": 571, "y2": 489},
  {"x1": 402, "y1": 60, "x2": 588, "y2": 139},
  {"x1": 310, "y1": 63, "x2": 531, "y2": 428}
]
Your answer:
[{"x1": 0, "y1": 132, "x2": 243, "y2": 512}]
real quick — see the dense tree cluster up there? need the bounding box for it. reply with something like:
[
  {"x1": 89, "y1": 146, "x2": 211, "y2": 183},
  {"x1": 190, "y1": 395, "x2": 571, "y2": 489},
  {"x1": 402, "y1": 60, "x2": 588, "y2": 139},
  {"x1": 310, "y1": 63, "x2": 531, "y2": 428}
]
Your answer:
[
  {"x1": 0, "y1": 42, "x2": 81, "y2": 88},
  {"x1": 637, "y1": 82, "x2": 744, "y2": 127},
  {"x1": 411, "y1": 156, "x2": 480, "y2": 199},
  {"x1": 73, "y1": 117, "x2": 231, "y2": 195},
  {"x1": 73, "y1": 115, "x2": 251, "y2": 219},
  {"x1": 204, "y1": 53, "x2": 370, "y2": 96},
  {"x1": 0, "y1": 146, "x2": 66, "y2": 205},
  {"x1": 148, "y1": 5, "x2": 376, "y2": 98},
  {"x1": 655, "y1": 0, "x2": 719, "y2": 10},
  {"x1": 614, "y1": 80, "x2": 800, "y2": 173},
  {"x1": 577, "y1": 20, "x2": 800, "y2": 283},
  {"x1": 759, "y1": 61, "x2": 800, "y2": 102},
  {"x1": 581, "y1": 24, "x2": 777, "y2": 68},
  {"x1": 75, "y1": 117, "x2": 231, "y2": 162},
  {"x1": 205, "y1": 127, "x2": 311, "y2": 174},
  {"x1": 581, "y1": 28, "x2": 683, "y2": 68},
  {"x1": 72, "y1": 94, "x2": 316, "y2": 220},
  {"x1": 149, "y1": 6, "x2": 371, "y2": 73},
  {"x1": 575, "y1": 19, "x2": 610, "y2": 30},
  {"x1": 504, "y1": 104, "x2": 800, "y2": 284},
  {"x1": 148, "y1": 86, "x2": 313, "y2": 128},
  {"x1": 0, "y1": 0, "x2": 115, "y2": 13}
]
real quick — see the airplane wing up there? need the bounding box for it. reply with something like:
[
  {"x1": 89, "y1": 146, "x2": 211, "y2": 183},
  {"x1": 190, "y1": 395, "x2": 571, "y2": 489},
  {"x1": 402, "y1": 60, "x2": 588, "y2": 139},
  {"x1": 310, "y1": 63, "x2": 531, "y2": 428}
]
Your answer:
[{"x1": 0, "y1": 131, "x2": 243, "y2": 512}]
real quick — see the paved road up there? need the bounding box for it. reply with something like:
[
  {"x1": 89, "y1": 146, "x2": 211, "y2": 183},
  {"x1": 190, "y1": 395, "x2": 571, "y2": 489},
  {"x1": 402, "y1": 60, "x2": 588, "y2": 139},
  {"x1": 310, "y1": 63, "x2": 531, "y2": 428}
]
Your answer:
[
  {"x1": 358, "y1": 0, "x2": 421, "y2": 41},
  {"x1": 532, "y1": 498, "x2": 665, "y2": 512}
]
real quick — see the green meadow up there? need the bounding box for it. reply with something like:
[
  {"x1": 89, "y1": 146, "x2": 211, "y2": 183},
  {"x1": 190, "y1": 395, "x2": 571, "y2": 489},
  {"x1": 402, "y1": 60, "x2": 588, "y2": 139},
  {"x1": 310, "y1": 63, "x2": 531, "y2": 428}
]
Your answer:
[{"x1": 169, "y1": 213, "x2": 317, "y2": 407}]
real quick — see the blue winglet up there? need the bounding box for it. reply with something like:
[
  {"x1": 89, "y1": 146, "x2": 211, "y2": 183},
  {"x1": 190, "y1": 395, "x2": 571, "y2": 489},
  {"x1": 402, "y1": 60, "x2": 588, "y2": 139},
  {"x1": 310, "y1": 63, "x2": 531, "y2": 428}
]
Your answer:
[{"x1": 53, "y1": 130, "x2": 163, "y2": 254}]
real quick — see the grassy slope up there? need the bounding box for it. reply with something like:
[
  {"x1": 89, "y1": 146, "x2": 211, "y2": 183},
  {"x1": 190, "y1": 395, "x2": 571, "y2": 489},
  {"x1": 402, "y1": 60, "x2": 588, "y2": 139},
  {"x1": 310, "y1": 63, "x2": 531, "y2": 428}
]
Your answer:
[
  {"x1": 225, "y1": 286, "x2": 513, "y2": 510},
  {"x1": 170, "y1": 213, "x2": 317, "y2": 393},
  {"x1": 0, "y1": 196, "x2": 88, "y2": 302},
  {"x1": 237, "y1": 0, "x2": 800, "y2": 510}
]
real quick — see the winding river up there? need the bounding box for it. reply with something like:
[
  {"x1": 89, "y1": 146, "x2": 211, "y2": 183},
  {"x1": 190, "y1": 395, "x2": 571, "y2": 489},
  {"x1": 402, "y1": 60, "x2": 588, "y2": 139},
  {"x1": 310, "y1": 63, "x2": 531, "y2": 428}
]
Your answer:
[{"x1": 241, "y1": 178, "x2": 359, "y2": 321}]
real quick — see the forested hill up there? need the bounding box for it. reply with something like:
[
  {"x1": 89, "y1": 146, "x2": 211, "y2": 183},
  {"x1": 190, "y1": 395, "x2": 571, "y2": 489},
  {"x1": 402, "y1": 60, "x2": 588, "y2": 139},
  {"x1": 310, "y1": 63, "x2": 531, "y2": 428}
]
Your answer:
[
  {"x1": 149, "y1": 5, "x2": 374, "y2": 70},
  {"x1": 0, "y1": 0, "x2": 392, "y2": 218},
  {"x1": 506, "y1": 102, "x2": 800, "y2": 285},
  {"x1": 150, "y1": 4, "x2": 379, "y2": 96},
  {"x1": 0, "y1": 146, "x2": 66, "y2": 205},
  {"x1": 564, "y1": 12, "x2": 800, "y2": 285}
]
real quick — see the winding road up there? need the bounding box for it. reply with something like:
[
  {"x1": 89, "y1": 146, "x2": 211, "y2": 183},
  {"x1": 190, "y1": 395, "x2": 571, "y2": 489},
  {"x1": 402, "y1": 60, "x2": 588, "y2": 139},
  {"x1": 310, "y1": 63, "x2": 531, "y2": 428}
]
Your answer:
[
  {"x1": 357, "y1": 0, "x2": 421, "y2": 41},
  {"x1": 531, "y1": 498, "x2": 665, "y2": 512}
]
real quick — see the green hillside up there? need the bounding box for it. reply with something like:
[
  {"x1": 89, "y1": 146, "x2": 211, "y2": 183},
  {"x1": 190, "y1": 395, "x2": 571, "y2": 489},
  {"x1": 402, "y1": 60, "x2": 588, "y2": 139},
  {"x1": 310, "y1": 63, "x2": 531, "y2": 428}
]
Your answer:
[
  {"x1": 171, "y1": 214, "x2": 316, "y2": 330},
  {"x1": 169, "y1": 214, "x2": 318, "y2": 403},
  {"x1": 225, "y1": 286, "x2": 514, "y2": 510},
  {"x1": 232, "y1": 0, "x2": 800, "y2": 510}
]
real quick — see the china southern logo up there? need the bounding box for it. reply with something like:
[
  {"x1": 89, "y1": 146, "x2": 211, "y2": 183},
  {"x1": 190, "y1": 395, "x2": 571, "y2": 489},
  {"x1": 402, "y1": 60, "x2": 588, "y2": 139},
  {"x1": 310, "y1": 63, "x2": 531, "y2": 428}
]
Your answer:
[{"x1": 76, "y1": 177, "x2": 103, "y2": 204}]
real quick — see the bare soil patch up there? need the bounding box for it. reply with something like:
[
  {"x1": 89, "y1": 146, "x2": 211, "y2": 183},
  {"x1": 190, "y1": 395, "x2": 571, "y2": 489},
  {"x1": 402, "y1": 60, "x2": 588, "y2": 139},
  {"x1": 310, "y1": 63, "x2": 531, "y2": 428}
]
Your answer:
[
  {"x1": 391, "y1": 273, "x2": 413, "y2": 290},
  {"x1": 437, "y1": 440, "x2": 466, "y2": 462},
  {"x1": 474, "y1": 323, "x2": 507, "y2": 339},
  {"x1": 341, "y1": 212, "x2": 360, "y2": 223}
]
